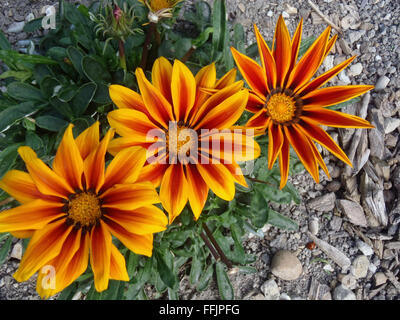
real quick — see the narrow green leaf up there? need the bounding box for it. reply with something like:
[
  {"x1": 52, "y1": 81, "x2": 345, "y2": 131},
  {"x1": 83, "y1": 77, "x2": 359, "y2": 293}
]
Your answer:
[
  {"x1": 0, "y1": 30, "x2": 11, "y2": 50},
  {"x1": 189, "y1": 256, "x2": 202, "y2": 285},
  {"x1": 233, "y1": 23, "x2": 245, "y2": 53},
  {"x1": 196, "y1": 263, "x2": 214, "y2": 291},
  {"x1": 0, "y1": 235, "x2": 12, "y2": 265},
  {"x1": 298, "y1": 35, "x2": 317, "y2": 58},
  {"x1": 328, "y1": 96, "x2": 361, "y2": 110},
  {"x1": 267, "y1": 208, "x2": 299, "y2": 231},
  {"x1": 215, "y1": 262, "x2": 234, "y2": 300},
  {"x1": 71, "y1": 82, "x2": 97, "y2": 116},
  {"x1": 126, "y1": 251, "x2": 139, "y2": 279},
  {"x1": 0, "y1": 50, "x2": 57, "y2": 65},
  {"x1": 155, "y1": 250, "x2": 176, "y2": 289},
  {"x1": 212, "y1": 0, "x2": 226, "y2": 59},
  {"x1": 0, "y1": 70, "x2": 32, "y2": 81}
]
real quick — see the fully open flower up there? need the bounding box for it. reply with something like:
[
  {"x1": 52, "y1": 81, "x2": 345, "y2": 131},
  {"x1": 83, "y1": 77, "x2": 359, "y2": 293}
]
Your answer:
[
  {"x1": 108, "y1": 57, "x2": 260, "y2": 223},
  {"x1": 138, "y1": 0, "x2": 182, "y2": 23},
  {"x1": 231, "y1": 16, "x2": 374, "y2": 189},
  {"x1": 0, "y1": 122, "x2": 167, "y2": 298}
]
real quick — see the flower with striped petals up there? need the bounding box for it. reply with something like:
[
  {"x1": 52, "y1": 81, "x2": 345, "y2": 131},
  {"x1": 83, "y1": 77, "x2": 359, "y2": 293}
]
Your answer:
[
  {"x1": 0, "y1": 122, "x2": 167, "y2": 298},
  {"x1": 138, "y1": 0, "x2": 182, "y2": 23},
  {"x1": 231, "y1": 16, "x2": 374, "y2": 189},
  {"x1": 107, "y1": 57, "x2": 260, "y2": 223}
]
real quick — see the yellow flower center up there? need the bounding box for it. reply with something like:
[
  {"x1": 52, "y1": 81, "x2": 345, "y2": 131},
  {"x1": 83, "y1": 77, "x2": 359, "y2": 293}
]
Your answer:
[
  {"x1": 266, "y1": 93, "x2": 297, "y2": 124},
  {"x1": 148, "y1": 0, "x2": 178, "y2": 11},
  {"x1": 68, "y1": 192, "x2": 102, "y2": 228},
  {"x1": 166, "y1": 125, "x2": 196, "y2": 154}
]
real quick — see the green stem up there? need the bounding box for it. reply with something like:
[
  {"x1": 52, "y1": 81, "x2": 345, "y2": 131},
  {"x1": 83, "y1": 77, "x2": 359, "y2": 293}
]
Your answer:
[
  {"x1": 118, "y1": 39, "x2": 127, "y2": 71},
  {"x1": 247, "y1": 176, "x2": 274, "y2": 187},
  {"x1": 200, "y1": 231, "x2": 220, "y2": 262}
]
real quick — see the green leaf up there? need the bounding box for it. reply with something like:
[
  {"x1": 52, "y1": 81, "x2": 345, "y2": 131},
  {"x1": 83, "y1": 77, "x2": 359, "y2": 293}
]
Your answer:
[
  {"x1": 0, "y1": 145, "x2": 23, "y2": 175},
  {"x1": 155, "y1": 249, "x2": 176, "y2": 289},
  {"x1": 25, "y1": 131, "x2": 45, "y2": 156},
  {"x1": 0, "y1": 70, "x2": 32, "y2": 81},
  {"x1": 189, "y1": 256, "x2": 202, "y2": 285},
  {"x1": 267, "y1": 208, "x2": 299, "y2": 231},
  {"x1": 233, "y1": 23, "x2": 245, "y2": 53},
  {"x1": 7, "y1": 82, "x2": 44, "y2": 102},
  {"x1": 71, "y1": 82, "x2": 97, "y2": 116},
  {"x1": 47, "y1": 47, "x2": 67, "y2": 61},
  {"x1": 50, "y1": 96, "x2": 74, "y2": 120},
  {"x1": 0, "y1": 30, "x2": 11, "y2": 50},
  {"x1": 212, "y1": 0, "x2": 226, "y2": 59},
  {"x1": 36, "y1": 115, "x2": 69, "y2": 132},
  {"x1": 0, "y1": 50, "x2": 57, "y2": 66},
  {"x1": 298, "y1": 35, "x2": 317, "y2": 58},
  {"x1": 66, "y1": 46, "x2": 86, "y2": 77},
  {"x1": 82, "y1": 56, "x2": 111, "y2": 83},
  {"x1": 192, "y1": 27, "x2": 213, "y2": 48},
  {"x1": 126, "y1": 251, "x2": 139, "y2": 279},
  {"x1": 58, "y1": 86, "x2": 78, "y2": 102},
  {"x1": 92, "y1": 83, "x2": 111, "y2": 104},
  {"x1": 0, "y1": 102, "x2": 43, "y2": 133},
  {"x1": 40, "y1": 76, "x2": 60, "y2": 98},
  {"x1": 282, "y1": 182, "x2": 301, "y2": 205},
  {"x1": 23, "y1": 17, "x2": 44, "y2": 33},
  {"x1": 196, "y1": 263, "x2": 214, "y2": 291},
  {"x1": 0, "y1": 235, "x2": 12, "y2": 266},
  {"x1": 22, "y1": 117, "x2": 36, "y2": 131},
  {"x1": 249, "y1": 189, "x2": 269, "y2": 228},
  {"x1": 215, "y1": 262, "x2": 234, "y2": 300}
]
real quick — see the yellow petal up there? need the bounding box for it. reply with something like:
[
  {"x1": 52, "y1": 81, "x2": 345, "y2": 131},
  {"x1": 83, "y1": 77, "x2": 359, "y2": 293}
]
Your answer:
[
  {"x1": 14, "y1": 219, "x2": 72, "y2": 282},
  {"x1": 90, "y1": 221, "x2": 111, "y2": 292},
  {"x1": 160, "y1": 164, "x2": 188, "y2": 223},
  {"x1": 101, "y1": 182, "x2": 160, "y2": 211},
  {"x1": 0, "y1": 199, "x2": 64, "y2": 233},
  {"x1": 18, "y1": 146, "x2": 73, "y2": 198},
  {"x1": 53, "y1": 124, "x2": 84, "y2": 190},
  {"x1": 102, "y1": 146, "x2": 147, "y2": 190},
  {"x1": 0, "y1": 170, "x2": 43, "y2": 204},
  {"x1": 75, "y1": 122, "x2": 100, "y2": 160}
]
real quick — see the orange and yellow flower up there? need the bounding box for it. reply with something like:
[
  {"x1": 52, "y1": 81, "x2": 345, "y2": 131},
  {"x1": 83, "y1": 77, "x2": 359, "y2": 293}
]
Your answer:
[
  {"x1": 231, "y1": 16, "x2": 374, "y2": 189},
  {"x1": 107, "y1": 57, "x2": 260, "y2": 223},
  {"x1": 138, "y1": 0, "x2": 182, "y2": 22},
  {"x1": 0, "y1": 122, "x2": 167, "y2": 298}
]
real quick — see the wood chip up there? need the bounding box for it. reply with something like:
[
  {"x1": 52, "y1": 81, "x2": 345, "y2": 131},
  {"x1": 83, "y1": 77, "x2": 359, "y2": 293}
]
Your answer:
[{"x1": 307, "y1": 232, "x2": 351, "y2": 270}]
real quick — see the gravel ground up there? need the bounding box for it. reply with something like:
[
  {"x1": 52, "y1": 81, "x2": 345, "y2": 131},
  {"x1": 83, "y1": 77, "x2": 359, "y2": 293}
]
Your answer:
[{"x1": 0, "y1": 0, "x2": 399, "y2": 300}]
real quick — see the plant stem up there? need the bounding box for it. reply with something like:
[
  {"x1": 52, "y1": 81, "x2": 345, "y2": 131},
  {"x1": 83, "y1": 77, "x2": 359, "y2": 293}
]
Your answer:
[
  {"x1": 181, "y1": 46, "x2": 195, "y2": 63},
  {"x1": 200, "y1": 231, "x2": 220, "y2": 262},
  {"x1": 140, "y1": 22, "x2": 157, "y2": 70},
  {"x1": 0, "y1": 197, "x2": 14, "y2": 206},
  {"x1": 247, "y1": 176, "x2": 274, "y2": 187},
  {"x1": 118, "y1": 39, "x2": 127, "y2": 71},
  {"x1": 202, "y1": 223, "x2": 233, "y2": 269}
]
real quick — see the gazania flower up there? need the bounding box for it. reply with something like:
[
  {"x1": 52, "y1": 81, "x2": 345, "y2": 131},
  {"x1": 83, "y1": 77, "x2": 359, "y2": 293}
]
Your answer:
[
  {"x1": 0, "y1": 122, "x2": 167, "y2": 298},
  {"x1": 107, "y1": 57, "x2": 260, "y2": 223},
  {"x1": 138, "y1": 0, "x2": 182, "y2": 23},
  {"x1": 231, "y1": 16, "x2": 374, "y2": 189}
]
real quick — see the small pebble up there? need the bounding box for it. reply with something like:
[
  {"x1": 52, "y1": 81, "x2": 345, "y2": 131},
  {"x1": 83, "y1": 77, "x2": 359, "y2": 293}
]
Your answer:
[
  {"x1": 261, "y1": 279, "x2": 280, "y2": 300},
  {"x1": 271, "y1": 250, "x2": 303, "y2": 281},
  {"x1": 333, "y1": 285, "x2": 356, "y2": 300},
  {"x1": 374, "y1": 272, "x2": 387, "y2": 286},
  {"x1": 375, "y1": 76, "x2": 390, "y2": 91},
  {"x1": 356, "y1": 240, "x2": 374, "y2": 256},
  {"x1": 351, "y1": 255, "x2": 370, "y2": 279}
]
